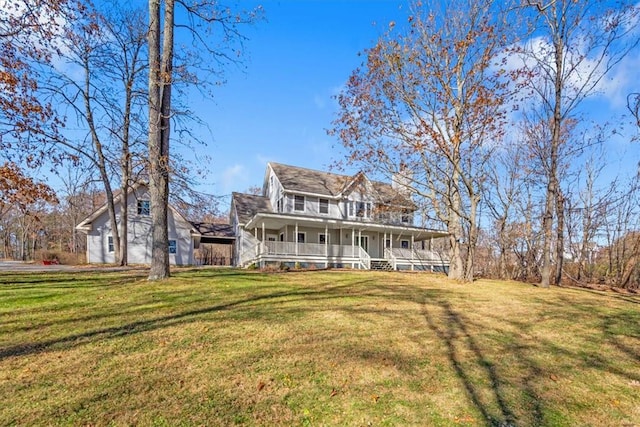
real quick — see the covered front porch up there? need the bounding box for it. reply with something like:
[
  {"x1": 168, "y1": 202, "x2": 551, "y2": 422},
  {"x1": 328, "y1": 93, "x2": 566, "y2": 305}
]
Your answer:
[{"x1": 239, "y1": 213, "x2": 449, "y2": 271}]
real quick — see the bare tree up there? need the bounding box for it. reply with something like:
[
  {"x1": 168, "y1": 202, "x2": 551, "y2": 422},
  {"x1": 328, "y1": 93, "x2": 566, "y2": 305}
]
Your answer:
[
  {"x1": 34, "y1": 2, "x2": 149, "y2": 266},
  {"x1": 515, "y1": 0, "x2": 640, "y2": 287},
  {"x1": 147, "y1": 0, "x2": 174, "y2": 279},
  {"x1": 332, "y1": 0, "x2": 514, "y2": 281},
  {"x1": 146, "y1": 0, "x2": 262, "y2": 279},
  {"x1": 484, "y1": 138, "x2": 533, "y2": 279}
]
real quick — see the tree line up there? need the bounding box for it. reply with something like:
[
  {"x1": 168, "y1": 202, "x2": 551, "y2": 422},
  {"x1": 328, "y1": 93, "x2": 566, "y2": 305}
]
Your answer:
[
  {"x1": 2, "y1": 0, "x2": 639, "y2": 288},
  {"x1": 331, "y1": 0, "x2": 640, "y2": 288}
]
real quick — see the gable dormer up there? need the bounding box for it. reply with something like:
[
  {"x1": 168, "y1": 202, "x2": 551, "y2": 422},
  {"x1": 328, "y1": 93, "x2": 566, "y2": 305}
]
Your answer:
[{"x1": 341, "y1": 172, "x2": 379, "y2": 220}]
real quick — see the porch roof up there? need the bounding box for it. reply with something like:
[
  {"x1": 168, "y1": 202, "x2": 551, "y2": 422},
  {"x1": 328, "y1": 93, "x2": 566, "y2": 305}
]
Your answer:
[{"x1": 245, "y1": 212, "x2": 448, "y2": 240}]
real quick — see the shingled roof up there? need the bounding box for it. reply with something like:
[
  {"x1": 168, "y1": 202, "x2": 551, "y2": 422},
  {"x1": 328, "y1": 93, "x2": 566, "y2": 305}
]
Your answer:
[
  {"x1": 190, "y1": 222, "x2": 235, "y2": 238},
  {"x1": 269, "y1": 163, "x2": 348, "y2": 196},
  {"x1": 232, "y1": 193, "x2": 272, "y2": 224},
  {"x1": 269, "y1": 163, "x2": 414, "y2": 207}
]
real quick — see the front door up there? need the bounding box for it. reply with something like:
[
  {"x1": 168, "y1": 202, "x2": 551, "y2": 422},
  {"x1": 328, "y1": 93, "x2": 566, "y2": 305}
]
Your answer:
[{"x1": 359, "y1": 235, "x2": 369, "y2": 252}]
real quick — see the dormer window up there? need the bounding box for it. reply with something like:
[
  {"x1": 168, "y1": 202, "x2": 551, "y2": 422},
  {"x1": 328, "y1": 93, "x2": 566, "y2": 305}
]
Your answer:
[
  {"x1": 401, "y1": 209, "x2": 410, "y2": 223},
  {"x1": 347, "y1": 201, "x2": 372, "y2": 218},
  {"x1": 294, "y1": 195, "x2": 305, "y2": 211},
  {"x1": 137, "y1": 200, "x2": 150, "y2": 215}
]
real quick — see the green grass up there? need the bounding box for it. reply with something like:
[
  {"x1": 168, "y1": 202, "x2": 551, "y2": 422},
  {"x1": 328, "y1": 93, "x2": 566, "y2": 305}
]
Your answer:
[{"x1": 1, "y1": 269, "x2": 639, "y2": 426}]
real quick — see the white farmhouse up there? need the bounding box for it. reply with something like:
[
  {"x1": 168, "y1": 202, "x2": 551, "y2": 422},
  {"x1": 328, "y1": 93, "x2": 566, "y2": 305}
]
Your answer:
[{"x1": 231, "y1": 163, "x2": 449, "y2": 271}]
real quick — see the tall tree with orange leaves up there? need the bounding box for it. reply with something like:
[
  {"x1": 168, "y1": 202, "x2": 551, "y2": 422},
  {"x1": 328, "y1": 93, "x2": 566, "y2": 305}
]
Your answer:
[{"x1": 332, "y1": 0, "x2": 515, "y2": 281}]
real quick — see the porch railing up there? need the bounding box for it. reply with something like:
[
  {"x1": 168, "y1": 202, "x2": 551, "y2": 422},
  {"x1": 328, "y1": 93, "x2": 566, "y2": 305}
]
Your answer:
[
  {"x1": 247, "y1": 241, "x2": 448, "y2": 270},
  {"x1": 384, "y1": 248, "x2": 398, "y2": 270},
  {"x1": 263, "y1": 241, "x2": 359, "y2": 258},
  {"x1": 359, "y1": 246, "x2": 371, "y2": 269},
  {"x1": 239, "y1": 233, "x2": 260, "y2": 267}
]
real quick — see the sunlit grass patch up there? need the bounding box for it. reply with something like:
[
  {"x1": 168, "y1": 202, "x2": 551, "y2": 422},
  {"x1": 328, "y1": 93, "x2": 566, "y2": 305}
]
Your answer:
[{"x1": 0, "y1": 269, "x2": 638, "y2": 426}]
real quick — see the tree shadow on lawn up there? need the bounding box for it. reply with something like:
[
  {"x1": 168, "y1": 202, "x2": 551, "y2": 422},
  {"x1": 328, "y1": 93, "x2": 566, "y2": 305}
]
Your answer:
[
  {"x1": 0, "y1": 272, "x2": 147, "y2": 288},
  {"x1": 3, "y1": 274, "x2": 638, "y2": 426},
  {"x1": 0, "y1": 281, "x2": 364, "y2": 361},
  {"x1": 419, "y1": 295, "x2": 536, "y2": 427}
]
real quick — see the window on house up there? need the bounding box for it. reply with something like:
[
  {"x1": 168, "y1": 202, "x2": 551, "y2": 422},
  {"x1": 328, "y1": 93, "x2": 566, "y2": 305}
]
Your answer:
[
  {"x1": 279, "y1": 233, "x2": 284, "y2": 241},
  {"x1": 401, "y1": 209, "x2": 410, "y2": 223},
  {"x1": 277, "y1": 197, "x2": 284, "y2": 213},
  {"x1": 319, "y1": 233, "x2": 329, "y2": 244},
  {"x1": 137, "y1": 200, "x2": 150, "y2": 215},
  {"x1": 297, "y1": 232, "x2": 305, "y2": 243},
  {"x1": 348, "y1": 201, "x2": 354, "y2": 216},
  {"x1": 294, "y1": 195, "x2": 305, "y2": 211},
  {"x1": 169, "y1": 240, "x2": 177, "y2": 254},
  {"x1": 319, "y1": 198, "x2": 329, "y2": 214},
  {"x1": 401, "y1": 240, "x2": 410, "y2": 249},
  {"x1": 385, "y1": 239, "x2": 391, "y2": 249},
  {"x1": 108, "y1": 236, "x2": 114, "y2": 252},
  {"x1": 356, "y1": 202, "x2": 371, "y2": 218}
]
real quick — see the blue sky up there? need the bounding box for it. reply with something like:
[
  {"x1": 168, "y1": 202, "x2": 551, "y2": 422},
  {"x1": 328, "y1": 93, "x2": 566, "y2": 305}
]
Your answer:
[
  {"x1": 186, "y1": 1, "x2": 409, "y2": 197},
  {"x1": 185, "y1": 0, "x2": 640, "y2": 202}
]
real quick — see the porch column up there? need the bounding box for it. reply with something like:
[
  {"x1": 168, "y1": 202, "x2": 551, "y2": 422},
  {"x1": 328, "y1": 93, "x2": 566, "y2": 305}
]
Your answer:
[
  {"x1": 384, "y1": 232, "x2": 387, "y2": 257},
  {"x1": 254, "y1": 227, "x2": 259, "y2": 257},
  {"x1": 390, "y1": 232, "x2": 393, "y2": 249},
  {"x1": 295, "y1": 222, "x2": 299, "y2": 256},
  {"x1": 358, "y1": 229, "x2": 362, "y2": 250},
  {"x1": 351, "y1": 228, "x2": 355, "y2": 257},
  {"x1": 262, "y1": 222, "x2": 265, "y2": 250},
  {"x1": 411, "y1": 235, "x2": 415, "y2": 271},
  {"x1": 430, "y1": 237, "x2": 433, "y2": 250},
  {"x1": 325, "y1": 224, "x2": 328, "y2": 267}
]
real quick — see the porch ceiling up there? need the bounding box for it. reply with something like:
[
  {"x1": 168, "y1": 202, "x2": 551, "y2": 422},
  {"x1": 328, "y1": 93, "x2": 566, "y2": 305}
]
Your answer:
[{"x1": 245, "y1": 213, "x2": 448, "y2": 240}]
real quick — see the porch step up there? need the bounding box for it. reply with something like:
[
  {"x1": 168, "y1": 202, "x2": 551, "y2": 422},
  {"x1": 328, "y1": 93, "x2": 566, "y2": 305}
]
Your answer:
[{"x1": 370, "y1": 260, "x2": 393, "y2": 271}]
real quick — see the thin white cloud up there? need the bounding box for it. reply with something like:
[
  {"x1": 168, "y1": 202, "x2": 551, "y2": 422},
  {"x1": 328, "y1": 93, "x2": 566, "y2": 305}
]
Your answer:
[
  {"x1": 220, "y1": 164, "x2": 248, "y2": 194},
  {"x1": 256, "y1": 154, "x2": 272, "y2": 166}
]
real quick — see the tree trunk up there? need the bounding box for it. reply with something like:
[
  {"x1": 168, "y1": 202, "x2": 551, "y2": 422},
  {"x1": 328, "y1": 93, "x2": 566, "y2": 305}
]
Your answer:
[
  {"x1": 119, "y1": 186, "x2": 128, "y2": 266},
  {"x1": 464, "y1": 195, "x2": 479, "y2": 282},
  {"x1": 147, "y1": 0, "x2": 174, "y2": 280},
  {"x1": 554, "y1": 188, "x2": 565, "y2": 285},
  {"x1": 498, "y1": 217, "x2": 508, "y2": 279},
  {"x1": 540, "y1": 21, "x2": 564, "y2": 288}
]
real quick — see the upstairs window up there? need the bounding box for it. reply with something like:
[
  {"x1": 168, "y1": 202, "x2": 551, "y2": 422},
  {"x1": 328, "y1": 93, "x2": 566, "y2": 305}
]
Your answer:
[
  {"x1": 108, "y1": 236, "x2": 114, "y2": 252},
  {"x1": 277, "y1": 197, "x2": 284, "y2": 213},
  {"x1": 354, "y1": 202, "x2": 371, "y2": 218},
  {"x1": 319, "y1": 198, "x2": 329, "y2": 214},
  {"x1": 401, "y1": 209, "x2": 410, "y2": 223},
  {"x1": 401, "y1": 240, "x2": 410, "y2": 249},
  {"x1": 137, "y1": 200, "x2": 150, "y2": 215},
  {"x1": 168, "y1": 239, "x2": 177, "y2": 254},
  {"x1": 294, "y1": 195, "x2": 305, "y2": 211}
]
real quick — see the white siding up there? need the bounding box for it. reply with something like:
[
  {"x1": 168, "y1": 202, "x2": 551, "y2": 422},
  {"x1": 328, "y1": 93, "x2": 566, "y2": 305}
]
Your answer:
[{"x1": 85, "y1": 185, "x2": 195, "y2": 265}]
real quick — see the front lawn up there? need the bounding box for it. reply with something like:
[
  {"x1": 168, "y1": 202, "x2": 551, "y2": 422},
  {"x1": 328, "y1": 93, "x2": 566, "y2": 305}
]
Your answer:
[{"x1": 0, "y1": 269, "x2": 638, "y2": 426}]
